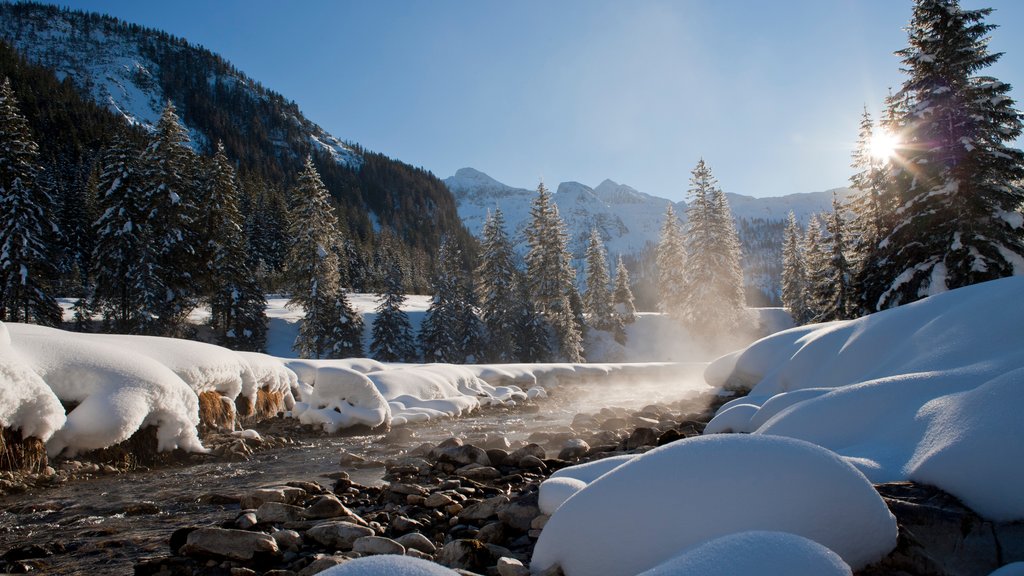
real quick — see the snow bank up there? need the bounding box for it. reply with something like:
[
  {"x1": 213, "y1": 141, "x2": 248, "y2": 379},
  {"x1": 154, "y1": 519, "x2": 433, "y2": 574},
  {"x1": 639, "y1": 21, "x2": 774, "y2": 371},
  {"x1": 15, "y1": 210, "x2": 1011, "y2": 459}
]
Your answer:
[
  {"x1": 0, "y1": 323, "x2": 66, "y2": 442},
  {"x1": 290, "y1": 365, "x2": 390, "y2": 432},
  {"x1": 368, "y1": 365, "x2": 487, "y2": 426},
  {"x1": 706, "y1": 277, "x2": 1024, "y2": 519},
  {"x1": 314, "y1": 554, "x2": 459, "y2": 575},
  {"x1": 531, "y1": 434, "x2": 896, "y2": 575},
  {"x1": 637, "y1": 531, "x2": 852, "y2": 576},
  {"x1": 236, "y1": 351, "x2": 297, "y2": 410},
  {"x1": 6, "y1": 323, "x2": 204, "y2": 456}
]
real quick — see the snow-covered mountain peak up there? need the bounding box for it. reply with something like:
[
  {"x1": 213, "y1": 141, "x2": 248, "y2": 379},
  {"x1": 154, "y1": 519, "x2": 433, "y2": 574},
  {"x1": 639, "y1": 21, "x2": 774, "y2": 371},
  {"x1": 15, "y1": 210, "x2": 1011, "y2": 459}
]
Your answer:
[{"x1": 594, "y1": 179, "x2": 658, "y2": 205}]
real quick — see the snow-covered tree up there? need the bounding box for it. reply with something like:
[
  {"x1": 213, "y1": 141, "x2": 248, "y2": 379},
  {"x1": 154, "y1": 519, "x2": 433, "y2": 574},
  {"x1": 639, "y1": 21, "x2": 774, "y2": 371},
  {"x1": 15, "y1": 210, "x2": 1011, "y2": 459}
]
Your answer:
[
  {"x1": 583, "y1": 228, "x2": 615, "y2": 332},
  {"x1": 418, "y1": 236, "x2": 463, "y2": 362},
  {"x1": 286, "y1": 157, "x2": 356, "y2": 358},
  {"x1": 370, "y1": 255, "x2": 417, "y2": 363},
  {"x1": 524, "y1": 182, "x2": 583, "y2": 362},
  {"x1": 816, "y1": 193, "x2": 854, "y2": 322},
  {"x1": 91, "y1": 130, "x2": 154, "y2": 333},
  {"x1": 679, "y1": 159, "x2": 746, "y2": 335},
  {"x1": 656, "y1": 203, "x2": 686, "y2": 320},
  {"x1": 802, "y1": 214, "x2": 829, "y2": 320},
  {"x1": 511, "y1": 268, "x2": 552, "y2": 363},
  {"x1": 865, "y1": 0, "x2": 1024, "y2": 310},
  {"x1": 475, "y1": 209, "x2": 519, "y2": 362},
  {"x1": 205, "y1": 142, "x2": 267, "y2": 351},
  {"x1": 0, "y1": 77, "x2": 61, "y2": 326},
  {"x1": 137, "y1": 101, "x2": 201, "y2": 336},
  {"x1": 612, "y1": 255, "x2": 637, "y2": 324},
  {"x1": 781, "y1": 211, "x2": 811, "y2": 324}
]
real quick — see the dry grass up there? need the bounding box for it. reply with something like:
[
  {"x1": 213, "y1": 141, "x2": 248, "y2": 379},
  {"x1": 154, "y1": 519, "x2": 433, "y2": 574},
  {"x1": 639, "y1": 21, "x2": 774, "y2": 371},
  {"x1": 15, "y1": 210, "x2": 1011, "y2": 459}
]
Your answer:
[
  {"x1": 83, "y1": 425, "x2": 188, "y2": 469},
  {"x1": 198, "y1": 390, "x2": 236, "y2": 431},
  {"x1": 254, "y1": 388, "x2": 285, "y2": 420},
  {"x1": 235, "y1": 394, "x2": 253, "y2": 418},
  {"x1": 0, "y1": 427, "x2": 47, "y2": 473}
]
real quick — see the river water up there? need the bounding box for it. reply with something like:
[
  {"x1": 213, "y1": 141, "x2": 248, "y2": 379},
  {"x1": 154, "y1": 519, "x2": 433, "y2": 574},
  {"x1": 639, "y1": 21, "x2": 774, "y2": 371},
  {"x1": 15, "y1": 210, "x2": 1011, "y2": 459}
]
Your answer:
[{"x1": 0, "y1": 366, "x2": 712, "y2": 575}]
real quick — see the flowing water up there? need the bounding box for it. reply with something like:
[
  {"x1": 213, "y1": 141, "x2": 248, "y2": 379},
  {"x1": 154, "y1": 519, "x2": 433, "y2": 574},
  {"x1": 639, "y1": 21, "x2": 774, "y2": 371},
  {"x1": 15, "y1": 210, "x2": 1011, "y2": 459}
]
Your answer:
[{"x1": 0, "y1": 367, "x2": 712, "y2": 575}]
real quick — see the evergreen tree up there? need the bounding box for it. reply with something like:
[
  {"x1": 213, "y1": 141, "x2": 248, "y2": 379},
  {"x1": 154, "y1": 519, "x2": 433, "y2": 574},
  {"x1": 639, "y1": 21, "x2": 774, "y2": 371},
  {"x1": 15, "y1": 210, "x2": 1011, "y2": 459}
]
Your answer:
[
  {"x1": 70, "y1": 283, "x2": 93, "y2": 332},
  {"x1": 205, "y1": 142, "x2": 267, "y2": 351},
  {"x1": 370, "y1": 256, "x2": 417, "y2": 363},
  {"x1": 475, "y1": 209, "x2": 519, "y2": 362},
  {"x1": 418, "y1": 236, "x2": 462, "y2": 362},
  {"x1": 802, "y1": 214, "x2": 829, "y2": 321},
  {"x1": 323, "y1": 288, "x2": 365, "y2": 359},
  {"x1": 137, "y1": 100, "x2": 201, "y2": 336},
  {"x1": 816, "y1": 193, "x2": 854, "y2": 321},
  {"x1": 583, "y1": 228, "x2": 616, "y2": 332},
  {"x1": 524, "y1": 182, "x2": 583, "y2": 362},
  {"x1": 286, "y1": 157, "x2": 350, "y2": 358},
  {"x1": 679, "y1": 159, "x2": 746, "y2": 335},
  {"x1": 0, "y1": 77, "x2": 61, "y2": 326},
  {"x1": 865, "y1": 0, "x2": 1024, "y2": 310},
  {"x1": 847, "y1": 107, "x2": 892, "y2": 316},
  {"x1": 656, "y1": 203, "x2": 686, "y2": 320},
  {"x1": 781, "y1": 211, "x2": 811, "y2": 324},
  {"x1": 611, "y1": 254, "x2": 637, "y2": 344},
  {"x1": 511, "y1": 269, "x2": 552, "y2": 363}
]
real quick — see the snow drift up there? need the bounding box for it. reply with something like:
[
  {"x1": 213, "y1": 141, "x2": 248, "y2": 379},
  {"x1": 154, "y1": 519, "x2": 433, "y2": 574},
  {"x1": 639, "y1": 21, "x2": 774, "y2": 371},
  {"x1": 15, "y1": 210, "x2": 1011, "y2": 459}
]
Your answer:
[
  {"x1": 0, "y1": 322, "x2": 66, "y2": 443},
  {"x1": 531, "y1": 434, "x2": 896, "y2": 575},
  {"x1": 705, "y1": 276, "x2": 1024, "y2": 520}
]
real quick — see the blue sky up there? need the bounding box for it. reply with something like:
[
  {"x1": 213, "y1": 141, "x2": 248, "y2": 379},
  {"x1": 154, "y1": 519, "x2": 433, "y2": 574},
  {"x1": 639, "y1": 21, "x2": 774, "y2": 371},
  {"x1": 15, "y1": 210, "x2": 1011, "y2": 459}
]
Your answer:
[{"x1": 60, "y1": 0, "x2": 1024, "y2": 200}]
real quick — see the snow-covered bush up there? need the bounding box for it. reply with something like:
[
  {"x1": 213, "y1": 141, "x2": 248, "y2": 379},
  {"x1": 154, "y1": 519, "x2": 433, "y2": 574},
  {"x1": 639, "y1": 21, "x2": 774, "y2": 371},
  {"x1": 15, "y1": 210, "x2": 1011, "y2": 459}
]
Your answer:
[{"x1": 532, "y1": 434, "x2": 896, "y2": 575}]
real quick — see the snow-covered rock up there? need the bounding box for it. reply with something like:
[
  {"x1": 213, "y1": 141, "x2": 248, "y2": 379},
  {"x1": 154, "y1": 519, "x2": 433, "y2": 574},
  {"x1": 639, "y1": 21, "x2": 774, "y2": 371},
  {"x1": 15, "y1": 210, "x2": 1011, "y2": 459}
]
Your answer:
[
  {"x1": 313, "y1": 554, "x2": 460, "y2": 575},
  {"x1": 289, "y1": 365, "x2": 390, "y2": 432},
  {"x1": 6, "y1": 323, "x2": 204, "y2": 456},
  {"x1": 531, "y1": 434, "x2": 897, "y2": 575},
  {"x1": 0, "y1": 322, "x2": 66, "y2": 442},
  {"x1": 706, "y1": 276, "x2": 1024, "y2": 519}
]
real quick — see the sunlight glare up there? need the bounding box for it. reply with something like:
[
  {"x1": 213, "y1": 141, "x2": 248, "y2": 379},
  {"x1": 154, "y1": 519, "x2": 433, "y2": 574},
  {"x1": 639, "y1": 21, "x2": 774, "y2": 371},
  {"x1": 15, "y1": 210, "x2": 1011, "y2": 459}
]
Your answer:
[{"x1": 869, "y1": 130, "x2": 899, "y2": 161}]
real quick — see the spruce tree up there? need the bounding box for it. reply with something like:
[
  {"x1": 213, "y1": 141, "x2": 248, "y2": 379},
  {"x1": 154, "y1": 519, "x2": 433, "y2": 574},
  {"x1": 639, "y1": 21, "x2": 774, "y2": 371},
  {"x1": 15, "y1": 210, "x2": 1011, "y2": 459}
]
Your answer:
[
  {"x1": 475, "y1": 209, "x2": 519, "y2": 362},
  {"x1": 524, "y1": 182, "x2": 583, "y2": 362},
  {"x1": 847, "y1": 107, "x2": 892, "y2": 316},
  {"x1": 137, "y1": 101, "x2": 201, "y2": 336},
  {"x1": 802, "y1": 214, "x2": 829, "y2": 321},
  {"x1": 511, "y1": 269, "x2": 552, "y2": 363},
  {"x1": 865, "y1": 0, "x2": 1024, "y2": 309},
  {"x1": 418, "y1": 236, "x2": 462, "y2": 362},
  {"x1": 205, "y1": 142, "x2": 267, "y2": 351},
  {"x1": 286, "y1": 157, "x2": 348, "y2": 358},
  {"x1": 0, "y1": 77, "x2": 61, "y2": 326},
  {"x1": 679, "y1": 159, "x2": 745, "y2": 335},
  {"x1": 370, "y1": 256, "x2": 417, "y2": 363},
  {"x1": 656, "y1": 203, "x2": 686, "y2": 320},
  {"x1": 583, "y1": 228, "x2": 615, "y2": 332},
  {"x1": 781, "y1": 211, "x2": 811, "y2": 324},
  {"x1": 816, "y1": 193, "x2": 854, "y2": 322},
  {"x1": 612, "y1": 254, "x2": 637, "y2": 326}
]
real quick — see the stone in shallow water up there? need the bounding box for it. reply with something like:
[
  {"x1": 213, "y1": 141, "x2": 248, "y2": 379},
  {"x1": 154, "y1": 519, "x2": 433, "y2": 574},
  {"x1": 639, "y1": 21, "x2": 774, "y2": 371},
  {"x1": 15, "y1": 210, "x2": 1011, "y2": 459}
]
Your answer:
[
  {"x1": 304, "y1": 521, "x2": 374, "y2": 550},
  {"x1": 302, "y1": 495, "x2": 353, "y2": 519},
  {"x1": 352, "y1": 535, "x2": 405, "y2": 555},
  {"x1": 257, "y1": 502, "x2": 305, "y2": 524},
  {"x1": 459, "y1": 495, "x2": 509, "y2": 521},
  {"x1": 180, "y1": 527, "x2": 280, "y2": 561}
]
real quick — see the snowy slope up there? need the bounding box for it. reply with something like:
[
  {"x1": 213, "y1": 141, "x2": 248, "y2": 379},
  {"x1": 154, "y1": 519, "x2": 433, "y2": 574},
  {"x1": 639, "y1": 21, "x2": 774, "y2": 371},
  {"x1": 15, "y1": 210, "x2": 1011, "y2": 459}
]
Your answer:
[{"x1": 0, "y1": 3, "x2": 360, "y2": 167}]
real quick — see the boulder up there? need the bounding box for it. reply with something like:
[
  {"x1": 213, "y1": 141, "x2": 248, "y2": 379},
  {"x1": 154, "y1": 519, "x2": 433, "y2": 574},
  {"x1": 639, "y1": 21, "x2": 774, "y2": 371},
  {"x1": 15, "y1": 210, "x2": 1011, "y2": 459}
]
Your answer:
[
  {"x1": 352, "y1": 535, "x2": 405, "y2": 556},
  {"x1": 180, "y1": 527, "x2": 280, "y2": 562},
  {"x1": 304, "y1": 521, "x2": 374, "y2": 550}
]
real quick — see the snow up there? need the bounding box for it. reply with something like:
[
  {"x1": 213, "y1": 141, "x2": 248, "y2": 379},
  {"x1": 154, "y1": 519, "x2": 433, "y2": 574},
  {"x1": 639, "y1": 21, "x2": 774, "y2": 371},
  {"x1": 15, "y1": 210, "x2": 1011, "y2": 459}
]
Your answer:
[
  {"x1": 313, "y1": 554, "x2": 459, "y2": 575},
  {"x1": 6, "y1": 323, "x2": 205, "y2": 456},
  {"x1": 236, "y1": 351, "x2": 297, "y2": 409},
  {"x1": 990, "y1": 564, "x2": 1024, "y2": 576},
  {"x1": 531, "y1": 434, "x2": 896, "y2": 575},
  {"x1": 368, "y1": 365, "x2": 491, "y2": 426},
  {"x1": 288, "y1": 364, "x2": 390, "y2": 432},
  {"x1": 706, "y1": 276, "x2": 1024, "y2": 520},
  {"x1": 636, "y1": 531, "x2": 852, "y2": 576},
  {"x1": 0, "y1": 323, "x2": 66, "y2": 442}
]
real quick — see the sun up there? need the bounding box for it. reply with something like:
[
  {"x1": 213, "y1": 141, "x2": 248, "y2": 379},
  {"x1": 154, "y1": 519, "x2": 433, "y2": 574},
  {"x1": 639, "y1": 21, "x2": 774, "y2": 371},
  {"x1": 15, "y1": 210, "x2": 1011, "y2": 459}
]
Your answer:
[{"x1": 869, "y1": 130, "x2": 899, "y2": 161}]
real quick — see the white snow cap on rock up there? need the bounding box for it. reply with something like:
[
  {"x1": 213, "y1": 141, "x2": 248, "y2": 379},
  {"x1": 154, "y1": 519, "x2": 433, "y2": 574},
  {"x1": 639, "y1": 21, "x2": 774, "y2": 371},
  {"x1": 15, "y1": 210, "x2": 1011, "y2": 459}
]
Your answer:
[
  {"x1": 236, "y1": 351, "x2": 297, "y2": 409},
  {"x1": 289, "y1": 365, "x2": 390, "y2": 432},
  {"x1": 312, "y1": 554, "x2": 459, "y2": 575},
  {"x1": 706, "y1": 276, "x2": 1024, "y2": 520},
  {"x1": 531, "y1": 434, "x2": 896, "y2": 576},
  {"x1": 6, "y1": 323, "x2": 204, "y2": 456},
  {"x1": 0, "y1": 322, "x2": 66, "y2": 442},
  {"x1": 636, "y1": 530, "x2": 852, "y2": 576}
]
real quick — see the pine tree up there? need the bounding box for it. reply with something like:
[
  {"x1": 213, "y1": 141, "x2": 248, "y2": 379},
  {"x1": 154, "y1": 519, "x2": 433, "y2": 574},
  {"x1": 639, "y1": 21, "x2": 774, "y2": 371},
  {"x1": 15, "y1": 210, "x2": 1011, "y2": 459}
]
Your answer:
[
  {"x1": 781, "y1": 211, "x2": 811, "y2": 324},
  {"x1": 611, "y1": 255, "x2": 636, "y2": 345},
  {"x1": 418, "y1": 236, "x2": 462, "y2": 362},
  {"x1": 323, "y1": 288, "x2": 365, "y2": 359},
  {"x1": 802, "y1": 214, "x2": 829, "y2": 321},
  {"x1": 511, "y1": 269, "x2": 552, "y2": 363},
  {"x1": 370, "y1": 255, "x2": 417, "y2": 363},
  {"x1": 205, "y1": 142, "x2": 267, "y2": 351},
  {"x1": 286, "y1": 157, "x2": 349, "y2": 358},
  {"x1": 475, "y1": 209, "x2": 519, "y2": 362},
  {"x1": 656, "y1": 203, "x2": 687, "y2": 321},
  {"x1": 137, "y1": 100, "x2": 201, "y2": 336},
  {"x1": 865, "y1": 0, "x2": 1024, "y2": 310},
  {"x1": 583, "y1": 228, "x2": 616, "y2": 332},
  {"x1": 679, "y1": 159, "x2": 746, "y2": 335},
  {"x1": 847, "y1": 107, "x2": 892, "y2": 316},
  {"x1": 816, "y1": 193, "x2": 854, "y2": 321},
  {"x1": 524, "y1": 182, "x2": 583, "y2": 362},
  {"x1": 0, "y1": 77, "x2": 61, "y2": 326}
]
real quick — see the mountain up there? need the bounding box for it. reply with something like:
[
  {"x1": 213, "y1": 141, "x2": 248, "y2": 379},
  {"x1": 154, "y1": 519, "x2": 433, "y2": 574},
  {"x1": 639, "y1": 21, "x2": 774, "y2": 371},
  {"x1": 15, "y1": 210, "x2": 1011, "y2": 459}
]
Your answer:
[
  {"x1": 445, "y1": 167, "x2": 854, "y2": 305},
  {"x1": 0, "y1": 1, "x2": 473, "y2": 286}
]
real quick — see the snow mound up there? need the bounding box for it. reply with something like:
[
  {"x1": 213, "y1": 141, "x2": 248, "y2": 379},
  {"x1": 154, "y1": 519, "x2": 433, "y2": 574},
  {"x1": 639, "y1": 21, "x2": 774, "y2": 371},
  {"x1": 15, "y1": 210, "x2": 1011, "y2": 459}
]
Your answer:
[
  {"x1": 706, "y1": 277, "x2": 1024, "y2": 519},
  {"x1": 0, "y1": 323, "x2": 66, "y2": 442},
  {"x1": 6, "y1": 323, "x2": 204, "y2": 456},
  {"x1": 236, "y1": 351, "x2": 297, "y2": 409},
  {"x1": 637, "y1": 531, "x2": 852, "y2": 576},
  {"x1": 538, "y1": 476, "x2": 588, "y2": 515},
  {"x1": 531, "y1": 434, "x2": 896, "y2": 575},
  {"x1": 290, "y1": 365, "x2": 390, "y2": 432},
  {"x1": 990, "y1": 563, "x2": 1024, "y2": 576},
  {"x1": 313, "y1": 554, "x2": 459, "y2": 575},
  {"x1": 368, "y1": 365, "x2": 488, "y2": 426}
]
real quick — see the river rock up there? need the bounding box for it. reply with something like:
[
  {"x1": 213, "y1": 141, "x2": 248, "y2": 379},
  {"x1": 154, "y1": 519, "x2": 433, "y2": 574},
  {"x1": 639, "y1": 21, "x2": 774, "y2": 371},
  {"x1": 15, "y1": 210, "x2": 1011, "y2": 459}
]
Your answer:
[
  {"x1": 395, "y1": 531, "x2": 436, "y2": 554},
  {"x1": 388, "y1": 482, "x2": 429, "y2": 497},
  {"x1": 302, "y1": 495, "x2": 352, "y2": 519},
  {"x1": 304, "y1": 521, "x2": 374, "y2": 550},
  {"x1": 236, "y1": 512, "x2": 258, "y2": 529},
  {"x1": 476, "y1": 521, "x2": 507, "y2": 544},
  {"x1": 391, "y1": 515, "x2": 424, "y2": 532},
  {"x1": 497, "y1": 491, "x2": 540, "y2": 532},
  {"x1": 297, "y1": 554, "x2": 348, "y2": 576},
  {"x1": 517, "y1": 455, "x2": 545, "y2": 471},
  {"x1": 257, "y1": 502, "x2": 305, "y2": 524},
  {"x1": 459, "y1": 495, "x2": 509, "y2": 522},
  {"x1": 424, "y1": 492, "x2": 456, "y2": 508},
  {"x1": 507, "y1": 444, "x2": 546, "y2": 466},
  {"x1": 600, "y1": 417, "x2": 628, "y2": 431},
  {"x1": 625, "y1": 427, "x2": 660, "y2": 450},
  {"x1": 437, "y1": 539, "x2": 492, "y2": 571},
  {"x1": 557, "y1": 439, "x2": 590, "y2": 461},
  {"x1": 458, "y1": 465, "x2": 501, "y2": 480},
  {"x1": 486, "y1": 449, "x2": 509, "y2": 467},
  {"x1": 180, "y1": 527, "x2": 280, "y2": 561},
  {"x1": 431, "y1": 440, "x2": 491, "y2": 467},
  {"x1": 497, "y1": 556, "x2": 531, "y2": 576},
  {"x1": 271, "y1": 529, "x2": 302, "y2": 553},
  {"x1": 352, "y1": 535, "x2": 405, "y2": 555},
  {"x1": 656, "y1": 429, "x2": 684, "y2": 446},
  {"x1": 240, "y1": 486, "x2": 305, "y2": 509}
]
